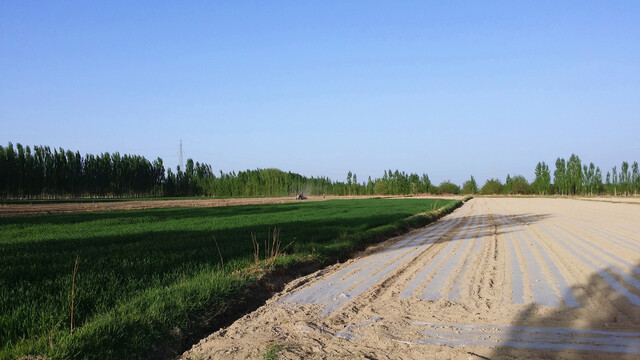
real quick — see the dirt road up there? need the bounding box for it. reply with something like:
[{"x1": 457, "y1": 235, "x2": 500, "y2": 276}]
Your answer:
[
  {"x1": 182, "y1": 198, "x2": 640, "y2": 359},
  {"x1": 0, "y1": 195, "x2": 462, "y2": 217}
]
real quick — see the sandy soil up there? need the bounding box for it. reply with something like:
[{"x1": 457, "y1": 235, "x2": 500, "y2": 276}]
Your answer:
[
  {"x1": 0, "y1": 195, "x2": 463, "y2": 217},
  {"x1": 181, "y1": 198, "x2": 640, "y2": 359},
  {"x1": 576, "y1": 196, "x2": 640, "y2": 204}
]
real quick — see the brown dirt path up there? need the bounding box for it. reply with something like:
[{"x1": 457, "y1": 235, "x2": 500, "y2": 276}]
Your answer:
[{"x1": 0, "y1": 195, "x2": 463, "y2": 217}]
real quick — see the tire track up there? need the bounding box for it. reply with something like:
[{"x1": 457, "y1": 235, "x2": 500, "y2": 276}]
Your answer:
[
  {"x1": 419, "y1": 215, "x2": 482, "y2": 301},
  {"x1": 503, "y1": 218, "x2": 525, "y2": 304},
  {"x1": 448, "y1": 215, "x2": 487, "y2": 302},
  {"x1": 399, "y1": 214, "x2": 476, "y2": 299},
  {"x1": 493, "y1": 210, "x2": 580, "y2": 308}
]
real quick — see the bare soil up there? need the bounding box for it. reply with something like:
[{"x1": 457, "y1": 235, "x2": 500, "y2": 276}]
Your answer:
[
  {"x1": 0, "y1": 195, "x2": 461, "y2": 217},
  {"x1": 181, "y1": 198, "x2": 640, "y2": 359}
]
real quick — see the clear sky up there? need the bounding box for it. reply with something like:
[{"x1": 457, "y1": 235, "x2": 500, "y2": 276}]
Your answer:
[{"x1": 2, "y1": 1, "x2": 639, "y2": 185}]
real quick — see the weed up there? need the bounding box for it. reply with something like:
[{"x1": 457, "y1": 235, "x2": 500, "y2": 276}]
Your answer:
[
  {"x1": 251, "y1": 232, "x2": 260, "y2": 266},
  {"x1": 263, "y1": 342, "x2": 285, "y2": 360},
  {"x1": 212, "y1": 236, "x2": 224, "y2": 270},
  {"x1": 70, "y1": 255, "x2": 79, "y2": 334},
  {"x1": 251, "y1": 228, "x2": 296, "y2": 268}
]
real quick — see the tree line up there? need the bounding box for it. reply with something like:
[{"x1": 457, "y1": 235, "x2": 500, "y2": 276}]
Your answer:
[
  {"x1": 469, "y1": 154, "x2": 639, "y2": 196},
  {"x1": 1, "y1": 143, "x2": 638, "y2": 199},
  {"x1": 0, "y1": 143, "x2": 451, "y2": 199},
  {"x1": 0, "y1": 143, "x2": 165, "y2": 198}
]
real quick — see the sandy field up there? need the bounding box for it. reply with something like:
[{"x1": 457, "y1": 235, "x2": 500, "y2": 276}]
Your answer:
[
  {"x1": 182, "y1": 198, "x2": 640, "y2": 359},
  {"x1": 0, "y1": 195, "x2": 463, "y2": 217},
  {"x1": 576, "y1": 196, "x2": 640, "y2": 205}
]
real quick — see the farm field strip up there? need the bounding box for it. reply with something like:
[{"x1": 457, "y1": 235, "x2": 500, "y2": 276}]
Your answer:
[
  {"x1": 497, "y1": 212, "x2": 580, "y2": 307},
  {"x1": 491, "y1": 200, "x2": 640, "y2": 307},
  {"x1": 319, "y1": 213, "x2": 470, "y2": 315},
  {"x1": 418, "y1": 214, "x2": 481, "y2": 301},
  {"x1": 282, "y1": 206, "x2": 470, "y2": 307},
  {"x1": 396, "y1": 213, "x2": 469, "y2": 298},
  {"x1": 447, "y1": 215, "x2": 485, "y2": 302},
  {"x1": 535, "y1": 223, "x2": 640, "y2": 306},
  {"x1": 184, "y1": 198, "x2": 640, "y2": 359},
  {"x1": 415, "y1": 323, "x2": 640, "y2": 354},
  {"x1": 398, "y1": 211, "x2": 474, "y2": 298},
  {"x1": 512, "y1": 215, "x2": 581, "y2": 307},
  {"x1": 550, "y1": 222, "x2": 640, "y2": 274},
  {"x1": 286, "y1": 199, "x2": 591, "y2": 310},
  {"x1": 504, "y1": 214, "x2": 559, "y2": 306}
]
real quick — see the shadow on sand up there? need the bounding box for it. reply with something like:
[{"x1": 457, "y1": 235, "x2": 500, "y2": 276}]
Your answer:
[{"x1": 489, "y1": 260, "x2": 640, "y2": 359}]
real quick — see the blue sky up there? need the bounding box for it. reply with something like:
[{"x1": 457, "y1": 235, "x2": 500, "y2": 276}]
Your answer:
[{"x1": 2, "y1": 1, "x2": 639, "y2": 185}]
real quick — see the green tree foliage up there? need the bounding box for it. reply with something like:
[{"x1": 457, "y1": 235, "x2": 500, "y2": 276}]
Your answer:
[
  {"x1": 632, "y1": 162, "x2": 639, "y2": 195},
  {"x1": 352, "y1": 173, "x2": 358, "y2": 195},
  {"x1": 503, "y1": 174, "x2": 513, "y2": 195},
  {"x1": 566, "y1": 154, "x2": 582, "y2": 196},
  {"x1": 533, "y1": 162, "x2": 551, "y2": 195},
  {"x1": 554, "y1": 158, "x2": 567, "y2": 195},
  {"x1": 593, "y1": 166, "x2": 603, "y2": 195},
  {"x1": 5, "y1": 143, "x2": 638, "y2": 199},
  {"x1": 0, "y1": 143, "x2": 161, "y2": 198},
  {"x1": 1, "y1": 143, "x2": 454, "y2": 199},
  {"x1": 438, "y1": 180, "x2": 460, "y2": 195},
  {"x1": 366, "y1": 176, "x2": 374, "y2": 195},
  {"x1": 461, "y1": 175, "x2": 478, "y2": 194},
  {"x1": 509, "y1": 175, "x2": 531, "y2": 195},
  {"x1": 582, "y1": 162, "x2": 600, "y2": 195},
  {"x1": 420, "y1": 174, "x2": 431, "y2": 193},
  {"x1": 480, "y1": 178, "x2": 503, "y2": 195},
  {"x1": 621, "y1": 161, "x2": 630, "y2": 195}
]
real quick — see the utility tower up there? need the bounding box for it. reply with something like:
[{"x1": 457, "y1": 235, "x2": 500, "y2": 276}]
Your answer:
[{"x1": 178, "y1": 140, "x2": 184, "y2": 171}]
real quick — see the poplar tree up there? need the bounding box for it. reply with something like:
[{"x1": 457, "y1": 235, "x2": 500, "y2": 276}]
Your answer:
[
  {"x1": 632, "y1": 162, "x2": 639, "y2": 195},
  {"x1": 612, "y1": 166, "x2": 618, "y2": 196},
  {"x1": 554, "y1": 158, "x2": 567, "y2": 195},
  {"x1": 593, "y1": 166, "x2": 603, "y2": 195},
  {"x1": 621, "y1": 161, "x2": 630, "y2": 195},
  {"x1": 421, "y1": 173, "x2": 431, "y2": 193},
  {"x1": 533, "y1": 162, "x2": 551, "y2": 195},
  {"x1": 462, "y1": 175, "x2": 478, "y2": 194},
  {"x1": 566, "y1": 154, "x2": 582, "y2": 195}
]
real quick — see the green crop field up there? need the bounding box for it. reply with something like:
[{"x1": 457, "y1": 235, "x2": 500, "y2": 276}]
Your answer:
[{"x1": 0, "y1": 198, "x2": 460, "y2": 359}]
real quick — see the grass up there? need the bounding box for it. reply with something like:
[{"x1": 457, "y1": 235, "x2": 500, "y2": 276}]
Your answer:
[
  {"x1": 263, "y1": 342, "x2": 285, "y2": 360},
  {"x1": 0, "y1": 198, "x2": 461, "y2": 359}
]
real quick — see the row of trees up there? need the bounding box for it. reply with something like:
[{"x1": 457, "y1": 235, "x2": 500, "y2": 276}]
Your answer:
[
  {"x1": 0, "y1": 143, "x2": 461, "y2": 199},
  {"x1": 466, "y1": 154, "x2": 640, "y2": 196},
  {"x1": 0, "y1": 143, "x2": 165, "y2": 198},
  {"x1": 163, "y1": 165, "x2": 461, "y2": 198},
  {"x1": 1, "y1": 143, "x2": 638, "y2": 199}
]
